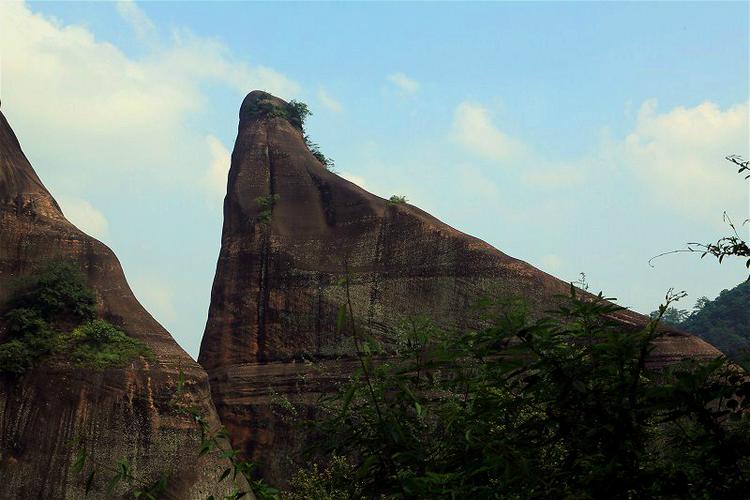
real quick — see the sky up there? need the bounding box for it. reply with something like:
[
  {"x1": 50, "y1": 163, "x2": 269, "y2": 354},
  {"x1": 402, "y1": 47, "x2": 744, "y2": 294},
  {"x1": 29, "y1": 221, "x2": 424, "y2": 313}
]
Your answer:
[{"x1": 0, "y1": 1, "x2": 747, "y2": 359}]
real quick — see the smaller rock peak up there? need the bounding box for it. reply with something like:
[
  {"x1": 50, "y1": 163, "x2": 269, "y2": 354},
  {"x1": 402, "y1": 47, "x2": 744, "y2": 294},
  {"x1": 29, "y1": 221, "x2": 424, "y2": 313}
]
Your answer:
[{"x1": 238, "y1": 90, "x2": 307, "y2": 132}]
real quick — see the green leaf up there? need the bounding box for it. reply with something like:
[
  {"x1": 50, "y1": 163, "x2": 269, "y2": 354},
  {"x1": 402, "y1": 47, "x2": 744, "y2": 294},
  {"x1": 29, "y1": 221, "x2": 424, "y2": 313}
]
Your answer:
[
  {"x1": 84, "y1": 470, "x2": 95, "y2": 496},
  {"x1": 336, "y1": 304, "x2": 347, "y2": 332},
  {"x1": 340, "y1": 385, "x2": 356, "y2": 416},
  {"x1": 219, "y1": 467, "x2": 232, "y2": 482},
  {"x1": 72, "y1": 448, "x2": 87, "y2": 473}
]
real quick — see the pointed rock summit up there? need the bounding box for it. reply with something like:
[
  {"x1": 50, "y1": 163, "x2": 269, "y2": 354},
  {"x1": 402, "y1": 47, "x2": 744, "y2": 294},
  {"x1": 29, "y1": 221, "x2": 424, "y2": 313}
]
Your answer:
[
  {"x1": 0, "y1": 109, "x2": 242, "y2": 498},
  {"x1": 200, "y1": 91, "x2": 722, "y2": 483}
]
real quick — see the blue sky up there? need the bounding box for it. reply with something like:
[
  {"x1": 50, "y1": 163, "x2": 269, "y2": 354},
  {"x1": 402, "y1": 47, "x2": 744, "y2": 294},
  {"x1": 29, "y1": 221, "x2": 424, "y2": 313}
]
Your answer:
[{"x1": 1, "y1": 1, "x2": 747, "y2": 358}]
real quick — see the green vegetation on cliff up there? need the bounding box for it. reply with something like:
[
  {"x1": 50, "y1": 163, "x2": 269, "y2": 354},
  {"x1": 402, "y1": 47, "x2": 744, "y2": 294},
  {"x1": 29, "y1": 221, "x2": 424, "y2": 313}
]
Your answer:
[
  {"x1": 0, "y1": 261, "x2": 152, "y2": 375},
  {"x1": 246, "y1": 94, "x2": 336, "y2": 170}
]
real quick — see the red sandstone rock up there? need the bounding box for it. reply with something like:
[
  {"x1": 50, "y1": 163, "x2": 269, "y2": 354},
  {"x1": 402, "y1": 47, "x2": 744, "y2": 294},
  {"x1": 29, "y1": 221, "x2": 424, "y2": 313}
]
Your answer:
[
  {"x1": 0, "y1": 110, "x2": 245, "y2": 499},
  {"x1": 199, "y1": 91, "x2": 723, "y2": 484}
]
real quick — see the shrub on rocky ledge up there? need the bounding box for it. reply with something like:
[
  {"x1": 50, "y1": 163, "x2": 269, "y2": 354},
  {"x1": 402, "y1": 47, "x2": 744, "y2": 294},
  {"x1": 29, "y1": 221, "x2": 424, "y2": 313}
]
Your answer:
[{"x1": 0, "y1": 261, "x2": 152, "y2": 375}]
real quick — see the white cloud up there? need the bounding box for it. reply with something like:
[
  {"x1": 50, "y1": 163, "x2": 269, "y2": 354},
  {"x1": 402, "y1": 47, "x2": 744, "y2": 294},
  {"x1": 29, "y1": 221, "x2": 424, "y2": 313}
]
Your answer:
[
  {"x1": 205, "y1": 135, "x2": 232, "y2": 198},
  {"x1": 0, "y1": 1, "x2": 300, "y2": 192},
  {"x1": 340, "y1": 171, "x2": 368, "y2": 190},
  {"x1": 618, "y1": 99, "x2": 749, "y2": 220},
  {"x1": 115, "y1": 0, "x2": 156, "y2": 43},
  {"x1": 317, "y1": 88, "x2": 343, "y2": 113},
  {"x1": 129, "y1": 275, "x2": 177, "y2": 323},
  {"x1": 388, "y1": 73, "x2": 419, "y2": 94},
  {"x1": 57, "y1": 197, "x2": 109, "y2": 240},
  {"x1": 452, "y1": 101, "x2": 522, "y2": 162}
]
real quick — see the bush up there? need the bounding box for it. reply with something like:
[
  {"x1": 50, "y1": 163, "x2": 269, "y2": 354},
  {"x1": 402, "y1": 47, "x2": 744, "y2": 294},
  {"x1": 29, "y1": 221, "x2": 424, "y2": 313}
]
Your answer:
[
  {"x1": 10, "y1": 261, "x2": 96, "y2": 323},
  {"x1": 388, "y1": 195, "x2": 407, "y2": 205},
  {"x1": 286, "y1": 456, "x2": 359, "y2": 500},
  {"x1": 65, "y1": 320, "x2": 153, "y2": 370},
  {"x1": 255, "y1": 194, "x2": 280, "y2": 224},
  {"x1": 246, "y1": 95, "x2": 311, "y2": 132},
  {"x1": 0, "y1": 262, "x2": 152, "y2": 375},
  {"x1": 304, "y1": 134, "x2": 335, "y2": 170},
  {"x1": 300, "y1": 287, "x2": 750, "y2": 498},
  {"x1": 286, "y1": 100, "x2": 311, "y2": 131},
  {"x1": 0, "y1": 340, "x2": 33, "y2": 375}
]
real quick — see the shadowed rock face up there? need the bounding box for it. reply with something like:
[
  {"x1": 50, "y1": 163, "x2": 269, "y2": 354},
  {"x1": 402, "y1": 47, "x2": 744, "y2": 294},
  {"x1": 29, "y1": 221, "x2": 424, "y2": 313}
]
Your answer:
[
  {"x1": 0, "y1": 110, "x2": 245, "y2": 499},
  {"x1": 199, "y1": 91, "x2": 722, "y2": 484}
]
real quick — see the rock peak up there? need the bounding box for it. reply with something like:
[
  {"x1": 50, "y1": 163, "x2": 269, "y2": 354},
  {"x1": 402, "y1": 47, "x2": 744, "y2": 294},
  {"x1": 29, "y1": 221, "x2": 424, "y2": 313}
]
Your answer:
[
  {"x1": 0, "y1": 111, "x2": 63, "y2": 218},
  {"x1": 200, "y1": 93, "x2": 724, "y2": 485},
  {"x1": 0, "y1": 110, "x2": 243, "y2": 498},
  {"x1": 238, "y1": 90, "x2": 306, "y2": 132}
]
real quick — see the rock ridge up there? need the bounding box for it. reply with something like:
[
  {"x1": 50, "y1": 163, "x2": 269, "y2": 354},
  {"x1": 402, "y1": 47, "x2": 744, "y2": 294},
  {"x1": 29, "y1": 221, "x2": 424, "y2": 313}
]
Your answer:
[
  {"x1": 199, "y1": 91, "x2": 722, "y2": 484},
  {"x1": 0, "y1": 109, "x2": 245, "y2": 499}
]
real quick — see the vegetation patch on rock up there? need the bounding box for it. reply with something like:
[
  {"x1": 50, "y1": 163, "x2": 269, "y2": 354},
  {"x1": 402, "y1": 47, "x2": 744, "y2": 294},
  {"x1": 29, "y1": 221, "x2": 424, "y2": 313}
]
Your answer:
[{"x1": 0, "y1": 261, "x2": 152, "y2": 375}]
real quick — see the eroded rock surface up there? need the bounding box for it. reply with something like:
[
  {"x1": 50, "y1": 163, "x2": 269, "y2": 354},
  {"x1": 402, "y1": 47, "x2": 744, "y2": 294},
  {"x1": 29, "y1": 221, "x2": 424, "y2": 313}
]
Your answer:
[
  {"x1": 199, "y1": 91, "x2": 722, "y2": 484},
  {"x1": 0, "y1": 110, "x2": 244, "y2": 499}
]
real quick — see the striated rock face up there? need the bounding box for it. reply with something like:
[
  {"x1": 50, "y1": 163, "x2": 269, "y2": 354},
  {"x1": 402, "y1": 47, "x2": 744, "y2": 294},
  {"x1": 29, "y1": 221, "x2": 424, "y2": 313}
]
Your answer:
[
  {"x1": 0, "y1": 110, "x2": 245, "y2": 499},
  {"x1": 199, "y1": 91, "x2": 722, "y2": 484}
]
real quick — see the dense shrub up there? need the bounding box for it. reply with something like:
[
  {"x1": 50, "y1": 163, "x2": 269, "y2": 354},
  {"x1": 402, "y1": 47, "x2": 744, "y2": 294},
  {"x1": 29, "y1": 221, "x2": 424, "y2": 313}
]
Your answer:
[
  {"x1": 255, "y1": 194, "x2": 280, "y2": 225},
  {"x1": 388, "y1": 195, "x2": 407, "y2": 205},
  {"x1": 246, "y1": 95, "x2": 311, "y2": 132},
  {"x1": 286, "y1": 100, "x2": 311, "y2": 131},
  {"x1": 9, "y1": 261, "x2": 96, "y2": 322},
  {"x1": 0, "y1": 262, "x2": 151, "y2": 375},
  {"x1": 0, "y1": 340, "x2": 32, "y2": 375},
  {"x1": 63, "y1": 320, "x2": 154, "y2": 370},
  {"x1": 286, "y1": 456, "x2": 358, "y2": 500},
  {"x1": 293, "y1": 287, "x2": 750, "y2": 499}
]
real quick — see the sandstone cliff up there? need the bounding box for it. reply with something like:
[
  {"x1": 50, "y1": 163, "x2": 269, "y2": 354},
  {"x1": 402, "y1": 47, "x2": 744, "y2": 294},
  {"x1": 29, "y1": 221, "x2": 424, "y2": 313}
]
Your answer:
[
  {"x1": 199, "y1": 91, "x2": 722, "y2": 484},
  {"x1": 0, "y1": 109, "x2": 245, "y2": 499}
]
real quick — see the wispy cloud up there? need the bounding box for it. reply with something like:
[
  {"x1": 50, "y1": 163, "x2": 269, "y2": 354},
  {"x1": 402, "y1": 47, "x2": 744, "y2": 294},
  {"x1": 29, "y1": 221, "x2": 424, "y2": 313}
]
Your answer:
[
  {"x1": 452, "y1": 101, "x2": 522, "y2": 162},
  {"x1": 204, "y1": 135, "x2": 232, "y2": 199},
  {"x1": 340, "y1": 171, "x2": 368, "y2": 190},
  {"x1": 57, "y1": 197, "x2": 109, "y2": 241},
  {"x1": 539, "y1": 254, "x2": 563, "y2": 272},
  {"x1": 129, "y1": 275, "x2": 177, "y2": 324},
  {"x1": 388, "y1": 72, "x2": 420, "y2": 95},
  {"x1": 318, "y1": 88, "x2": 343, "y2": 113},
  {"x1": 115, "y1": 0, "x2": 156, "y2": 43}
]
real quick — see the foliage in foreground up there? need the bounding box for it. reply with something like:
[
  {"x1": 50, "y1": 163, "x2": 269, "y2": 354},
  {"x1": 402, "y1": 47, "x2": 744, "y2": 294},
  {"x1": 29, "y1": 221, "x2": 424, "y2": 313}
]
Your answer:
[
  {"x1": 284, "y1": 285, "x2": 750, "y2": 499},
  {"x1": 0, "y1": 261, "x2": 152, "y2": 375}
]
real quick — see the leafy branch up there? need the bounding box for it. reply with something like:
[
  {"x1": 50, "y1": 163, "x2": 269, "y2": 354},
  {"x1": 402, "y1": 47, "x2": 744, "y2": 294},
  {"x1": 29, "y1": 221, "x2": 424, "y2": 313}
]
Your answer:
[
  {"x1": 649, "y1": 155, "x2": 750, "y2": 278},
  {"x1": 169, "y1": 371, "x2": 280, "y2": 500}
]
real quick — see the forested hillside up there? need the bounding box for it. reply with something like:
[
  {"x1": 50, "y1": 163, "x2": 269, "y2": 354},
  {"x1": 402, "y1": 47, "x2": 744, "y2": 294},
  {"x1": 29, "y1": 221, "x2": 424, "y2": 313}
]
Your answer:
[{"x1": 682, "y1": 282, "x2": 750, "y2": 361}]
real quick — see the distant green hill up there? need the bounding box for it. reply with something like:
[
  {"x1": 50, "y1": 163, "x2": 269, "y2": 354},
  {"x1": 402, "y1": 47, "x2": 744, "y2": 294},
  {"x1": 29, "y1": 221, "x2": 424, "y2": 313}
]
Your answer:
[{"x1": 679, "y1": 281, "x2": 749, "y2": 361}]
